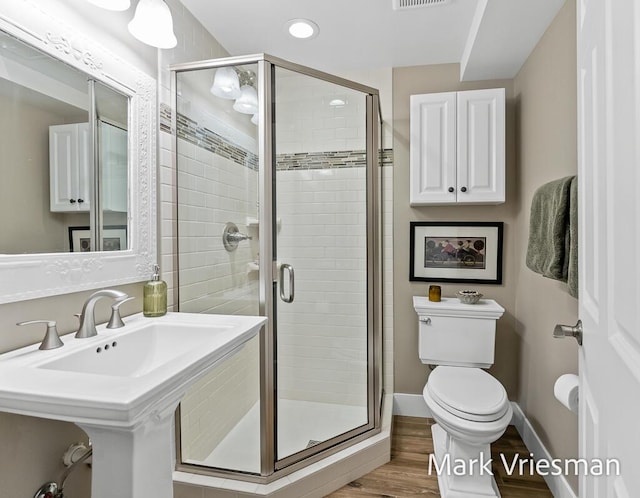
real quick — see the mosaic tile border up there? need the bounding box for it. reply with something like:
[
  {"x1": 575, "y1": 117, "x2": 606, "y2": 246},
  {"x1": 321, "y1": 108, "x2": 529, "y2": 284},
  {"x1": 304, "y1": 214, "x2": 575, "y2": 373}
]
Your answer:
[
  {"x1": 160, "y1": 103, "x2": 393, "y2": 171},
  {"x1": 276, "y1": 149, "x2": 393, "y2": 170},
  {"x1": 161, "y1": 104, "x2": 259, "y2": 171}
]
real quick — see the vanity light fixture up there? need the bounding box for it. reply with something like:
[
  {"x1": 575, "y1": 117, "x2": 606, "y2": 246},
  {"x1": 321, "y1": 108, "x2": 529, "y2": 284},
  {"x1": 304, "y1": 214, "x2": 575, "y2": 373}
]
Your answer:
[
  {"x1": 233, "y1": 85, "x2": 259, "y2": 114},
  {"x1": 87, "y1": 0, "x2": 131, "y2": 10},
  {"x1": 285, "y1": 19, "x2": 320, "y2": 40},
  {"x1": 209, "y1": 68, "x2": 258, "y2": 121},
  {"x1": 128, "y1": 0, "x2": 177, "y2": 49},
  {"x1": 210, "y1": 67, "x2": 242, "y2": 99}
]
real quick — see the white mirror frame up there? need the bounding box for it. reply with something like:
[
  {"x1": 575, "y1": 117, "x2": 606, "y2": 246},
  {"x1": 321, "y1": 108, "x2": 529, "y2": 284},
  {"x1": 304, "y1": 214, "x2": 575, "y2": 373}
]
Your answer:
[{"x1": 0, "y1": 2, "x2": 156, "y2": 304}]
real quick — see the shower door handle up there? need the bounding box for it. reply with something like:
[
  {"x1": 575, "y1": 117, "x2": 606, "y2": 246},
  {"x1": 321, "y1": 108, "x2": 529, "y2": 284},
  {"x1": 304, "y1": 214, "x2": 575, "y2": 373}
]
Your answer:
[{"x1": 279, "y1": 263, "x2": 295, "y2": 303}]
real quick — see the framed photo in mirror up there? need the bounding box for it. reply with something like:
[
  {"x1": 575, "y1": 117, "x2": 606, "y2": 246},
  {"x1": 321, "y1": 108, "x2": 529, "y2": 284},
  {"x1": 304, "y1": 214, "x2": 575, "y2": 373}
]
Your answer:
[{"x1": 69, "y1": 226, "x2": 128, "y2": 252}]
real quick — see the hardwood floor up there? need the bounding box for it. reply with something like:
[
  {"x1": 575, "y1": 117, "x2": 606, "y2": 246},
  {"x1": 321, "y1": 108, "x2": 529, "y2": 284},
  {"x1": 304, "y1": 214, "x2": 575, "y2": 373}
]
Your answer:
[{"x1": 327, "y1": 416, "x2": 553, "y2": 498}]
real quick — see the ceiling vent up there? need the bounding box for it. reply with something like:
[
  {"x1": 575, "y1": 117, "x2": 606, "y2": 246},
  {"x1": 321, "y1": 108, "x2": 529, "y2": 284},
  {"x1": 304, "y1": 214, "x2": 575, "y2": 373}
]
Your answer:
[{"x1": 392, "y1": 0, "x2": 450, "y2": 10}]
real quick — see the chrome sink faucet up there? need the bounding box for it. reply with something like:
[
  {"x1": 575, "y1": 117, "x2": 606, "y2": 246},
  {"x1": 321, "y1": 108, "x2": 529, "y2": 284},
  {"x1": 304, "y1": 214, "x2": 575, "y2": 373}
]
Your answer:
[{"x1": 76, "y1": 289, "x2": 129, "y2": 339}]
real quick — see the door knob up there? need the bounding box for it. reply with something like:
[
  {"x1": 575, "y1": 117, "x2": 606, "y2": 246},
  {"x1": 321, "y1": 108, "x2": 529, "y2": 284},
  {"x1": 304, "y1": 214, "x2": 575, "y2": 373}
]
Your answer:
[
  {"x1": 448, "y1": 187, "x2": 454, "y2": 193},
  {"x1": 553, "y1": 320, "x2": 583, "y2": 346}
]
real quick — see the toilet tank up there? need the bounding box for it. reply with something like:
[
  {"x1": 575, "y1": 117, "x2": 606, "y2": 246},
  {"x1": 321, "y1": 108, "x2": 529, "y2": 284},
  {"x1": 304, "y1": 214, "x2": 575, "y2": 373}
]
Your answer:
[{"x1": 413, "y1": 296, "x2": 505, "y2": 368}]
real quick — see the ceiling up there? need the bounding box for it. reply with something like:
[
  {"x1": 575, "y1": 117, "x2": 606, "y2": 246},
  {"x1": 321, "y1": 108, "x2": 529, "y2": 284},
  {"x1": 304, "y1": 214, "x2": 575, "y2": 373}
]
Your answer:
[{"x1": 177, "y1": 0, "x2": 566, "y2": 81}]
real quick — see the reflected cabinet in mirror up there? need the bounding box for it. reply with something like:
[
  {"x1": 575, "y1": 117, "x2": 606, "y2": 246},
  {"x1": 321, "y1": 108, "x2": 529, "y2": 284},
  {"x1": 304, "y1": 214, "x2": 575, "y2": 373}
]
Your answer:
[{"x1": 0, "y1": 3, "x2": 156, "y2": 303}]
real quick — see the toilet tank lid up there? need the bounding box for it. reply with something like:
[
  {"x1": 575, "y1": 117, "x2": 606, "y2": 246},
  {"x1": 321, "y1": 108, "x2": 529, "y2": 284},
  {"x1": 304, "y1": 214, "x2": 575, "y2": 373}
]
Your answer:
[
  {"x1": 413, "y1": 296, "x2": 505, "y2": 319},
  {"x1": 427, "y1": 366, "x2": 508, "y2": 417}
]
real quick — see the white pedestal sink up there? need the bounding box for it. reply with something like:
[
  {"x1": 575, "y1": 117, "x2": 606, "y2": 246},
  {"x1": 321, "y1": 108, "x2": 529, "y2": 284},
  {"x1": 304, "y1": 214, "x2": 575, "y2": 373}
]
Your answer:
[{"x1": 0, "y1": 312, "x2": 266, "y2": 498}]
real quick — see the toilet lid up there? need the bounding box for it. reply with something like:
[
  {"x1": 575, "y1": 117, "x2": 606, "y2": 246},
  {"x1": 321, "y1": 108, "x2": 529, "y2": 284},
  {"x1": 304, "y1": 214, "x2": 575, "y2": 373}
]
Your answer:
[{"x1": 427, "y1": 366, "x2": 509, "y2": 422}]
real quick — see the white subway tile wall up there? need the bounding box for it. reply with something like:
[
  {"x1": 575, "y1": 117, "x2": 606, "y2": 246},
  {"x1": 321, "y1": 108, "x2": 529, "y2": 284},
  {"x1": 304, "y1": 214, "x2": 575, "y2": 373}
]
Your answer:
[
  {"x1": 276, "y1": 167, "x2": 368, "y2": 407},
  {"x1": 180, "y1": 335, "x2": 260, "y2": 464},
  {"x1": 176, "y1": 136, "x2": 258, "y2": 315},
  {"x1": 274, "y1": 70, "x2": 367, "y2": 154}
]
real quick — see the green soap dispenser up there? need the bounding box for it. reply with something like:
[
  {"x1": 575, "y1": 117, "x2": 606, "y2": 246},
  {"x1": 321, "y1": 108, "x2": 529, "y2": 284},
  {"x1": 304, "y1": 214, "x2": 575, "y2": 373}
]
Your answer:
[{"x1": 143, "y1": 264, "x2": 167, "y2": 317}]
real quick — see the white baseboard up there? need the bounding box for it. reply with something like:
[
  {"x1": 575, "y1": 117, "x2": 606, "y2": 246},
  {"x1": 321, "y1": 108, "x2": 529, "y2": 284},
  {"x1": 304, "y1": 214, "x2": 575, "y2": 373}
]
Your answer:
[
  {"x1": 393, "y1": 394, "x2": 578, "y2": 498},
  {"x1": 510, "y1": 402, "x2": 577, "y2": 498},
  {"x1": 393, "y1": 393, "x2": 431, "y2": 417}
]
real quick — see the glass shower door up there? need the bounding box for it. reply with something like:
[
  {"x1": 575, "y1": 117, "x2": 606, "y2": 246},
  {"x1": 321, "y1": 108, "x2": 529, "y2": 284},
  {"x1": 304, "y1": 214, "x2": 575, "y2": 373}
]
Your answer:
[
  {"x1": 176, "y1": 63, "x2": 262, "y2": 475},
  {"x1": 273, "y1": 67, "x2": 372, "y2": 464}
]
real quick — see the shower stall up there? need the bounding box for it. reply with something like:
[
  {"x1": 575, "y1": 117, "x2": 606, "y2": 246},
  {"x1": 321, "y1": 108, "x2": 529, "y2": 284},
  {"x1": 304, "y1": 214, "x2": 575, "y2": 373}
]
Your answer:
[{"x1": 170, "y1": 54, "x2": 382, "y2": 481}]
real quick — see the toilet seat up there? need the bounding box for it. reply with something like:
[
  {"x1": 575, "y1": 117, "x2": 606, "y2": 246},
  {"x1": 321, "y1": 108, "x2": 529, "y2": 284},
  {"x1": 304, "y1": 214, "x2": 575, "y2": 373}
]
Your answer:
[{"x1": 426, "y1": 366, "x2": 509, "y2": 422}]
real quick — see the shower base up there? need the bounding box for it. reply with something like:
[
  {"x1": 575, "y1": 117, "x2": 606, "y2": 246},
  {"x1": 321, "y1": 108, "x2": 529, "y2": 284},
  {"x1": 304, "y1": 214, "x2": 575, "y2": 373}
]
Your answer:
[
  {"x1": 174, "y1": 395, "x2": 392, "y2": 497},
  {"x1": 194, "y1": 399, "x2": 368, "y2": 473}
]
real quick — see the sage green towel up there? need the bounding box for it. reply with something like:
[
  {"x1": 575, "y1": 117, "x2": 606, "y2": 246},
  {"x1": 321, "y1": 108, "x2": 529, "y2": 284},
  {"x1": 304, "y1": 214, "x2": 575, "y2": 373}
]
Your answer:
[
  {"x1": 526, "y1": 175, "x2": 578, "y2": 297},
  {"x1": 567, "y1": 176, "x2": 578, "y2": 297}
]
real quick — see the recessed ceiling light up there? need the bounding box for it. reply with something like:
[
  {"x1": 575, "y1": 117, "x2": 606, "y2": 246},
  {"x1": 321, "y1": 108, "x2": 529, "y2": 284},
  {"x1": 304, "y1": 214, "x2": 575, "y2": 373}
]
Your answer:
[
  {"x1": 329, "y1": 98, "x2": 346, "y2": 107},
  {"x1": 285, "y1": 19, "x2": 319, "y2": 40}
]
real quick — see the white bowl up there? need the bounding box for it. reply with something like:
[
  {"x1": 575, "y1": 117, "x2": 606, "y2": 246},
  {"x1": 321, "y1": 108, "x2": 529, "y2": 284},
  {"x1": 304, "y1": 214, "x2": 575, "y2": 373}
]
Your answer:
[{"x1": 456, "y1": 290, "x2": 483, "y2": 304}]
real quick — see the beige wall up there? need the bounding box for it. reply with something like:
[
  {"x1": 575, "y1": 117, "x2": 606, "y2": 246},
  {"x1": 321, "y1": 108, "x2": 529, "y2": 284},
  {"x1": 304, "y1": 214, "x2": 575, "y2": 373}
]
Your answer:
[
  {"x1": 392, "y1": 65, "x2": 519, "y2": 396},
  {"x1": 393, "y1": 0, "x2": 579, "y2": 493},
  {"x1": 513, "y1": 0, "x2": 579, "y2": 491}
]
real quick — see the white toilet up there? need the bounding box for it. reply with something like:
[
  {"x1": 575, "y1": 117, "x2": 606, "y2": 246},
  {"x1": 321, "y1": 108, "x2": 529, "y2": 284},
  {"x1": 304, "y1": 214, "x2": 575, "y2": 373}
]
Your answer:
[{"x1": 413, "y1": 296, "x2": 511, "y2": 498}]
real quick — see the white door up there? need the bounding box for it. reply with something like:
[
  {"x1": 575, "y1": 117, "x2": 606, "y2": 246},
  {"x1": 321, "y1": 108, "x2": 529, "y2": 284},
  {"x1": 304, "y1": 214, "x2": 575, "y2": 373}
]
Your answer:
[{"x1": 577, "y1": 0, "x2": 640, "y2": 496}]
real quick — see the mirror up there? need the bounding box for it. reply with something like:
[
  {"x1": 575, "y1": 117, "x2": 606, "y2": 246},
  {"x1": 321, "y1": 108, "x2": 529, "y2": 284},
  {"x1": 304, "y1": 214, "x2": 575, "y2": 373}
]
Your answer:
[
  {"x1": 0, "y1": 3, "x2": 156, "y2": 303},
  {"x1": 94, "y1": 81, "x2": 130, "y2": 252},
  {"x1": 0, "y1": 31, "x2": 129, "y2": 254}
]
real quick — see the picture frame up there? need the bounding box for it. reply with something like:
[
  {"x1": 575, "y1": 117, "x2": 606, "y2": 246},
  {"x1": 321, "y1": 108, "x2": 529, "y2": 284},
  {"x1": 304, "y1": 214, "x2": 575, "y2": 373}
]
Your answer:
[
  {"x1": 69, "y1": 225, "x2": 128, "y2": 253},
  {"x1": 409, "y1": 221, "x2": 504, "y2": 284}
]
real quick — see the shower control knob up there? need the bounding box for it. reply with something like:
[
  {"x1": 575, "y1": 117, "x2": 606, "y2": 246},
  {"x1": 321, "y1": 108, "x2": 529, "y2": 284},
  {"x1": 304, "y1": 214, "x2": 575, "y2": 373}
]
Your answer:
[
  {"x1": 448, "y1": 187, "x2": 454, "y2": 193},
  {"x1": 460, "y1": 187, "x2": 467, "y2": 193}
]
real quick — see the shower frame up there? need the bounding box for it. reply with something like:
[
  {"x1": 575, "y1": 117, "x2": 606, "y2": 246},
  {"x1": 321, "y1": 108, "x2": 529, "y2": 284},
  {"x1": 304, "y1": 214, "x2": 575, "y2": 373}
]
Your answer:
[{"x1": 170, "y1": 53, "x2": 383, "y2": 483}]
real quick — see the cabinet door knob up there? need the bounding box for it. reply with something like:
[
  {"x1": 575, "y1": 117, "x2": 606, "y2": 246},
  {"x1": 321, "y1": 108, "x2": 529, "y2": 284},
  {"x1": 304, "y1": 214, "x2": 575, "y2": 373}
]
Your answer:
[
  {"x1": 448, "y1": 187, "x2": 454, "y2": 193},
  {"x1": 460, "y1": 187, "x2": 467, "y2": 193},
  {"x1": 69, "y1": 199, "x2": 76, "y2": 204},
  {"x1": 77, "y1": 198, "x2": 84, "y2": 204}
]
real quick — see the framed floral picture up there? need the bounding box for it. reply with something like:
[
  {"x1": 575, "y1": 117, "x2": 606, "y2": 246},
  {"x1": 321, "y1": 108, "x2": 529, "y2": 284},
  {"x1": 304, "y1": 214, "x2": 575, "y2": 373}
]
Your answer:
[{"x1": 409, "y1": 221, "x2": 504, "y2": 284}]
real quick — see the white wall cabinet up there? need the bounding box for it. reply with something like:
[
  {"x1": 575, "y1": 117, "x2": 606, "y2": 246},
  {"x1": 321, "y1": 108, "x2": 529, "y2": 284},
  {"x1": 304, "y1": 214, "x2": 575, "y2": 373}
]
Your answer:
[
  {"x1": 49, "y1": 123, "x2": 91, "y2": 212},
  {"x1": 49, "y1": 122, "x2": 128, "y2": 213},
  {"x1": 410, "y1": 88, "x2": 505, "y2": 206}
]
